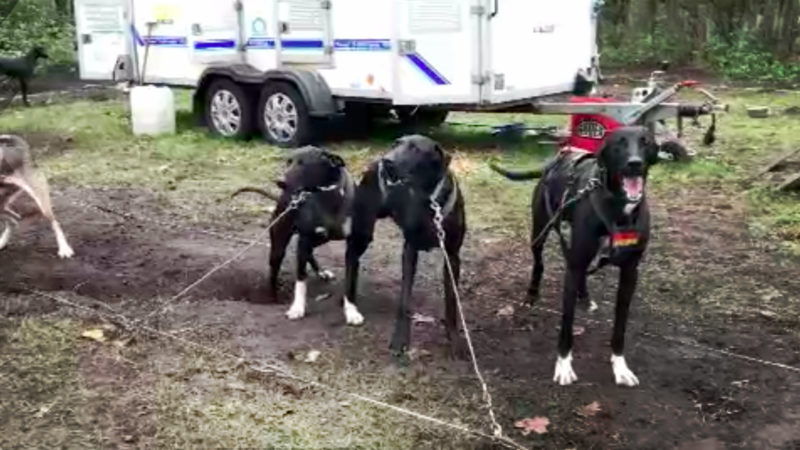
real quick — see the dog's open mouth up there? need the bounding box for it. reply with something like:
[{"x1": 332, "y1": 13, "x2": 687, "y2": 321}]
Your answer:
[{"x1": 622, "y1": 176, "x2": 644, "y2": 202}]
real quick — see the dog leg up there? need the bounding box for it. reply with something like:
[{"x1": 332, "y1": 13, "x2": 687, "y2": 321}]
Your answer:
[
  {"x1": 308, "y1": 254, "x2": 335, "y2": 282},
  {"x1": 267, "y1": 217, "x2": 293, "y2": 297},
  {"x1": 577, "y1": 276, "x2": 597, "y2": 312},
  {"x1": 390, "y1": 241, "x2": 417, "y2": 358},
  {"x1": 3, "y1": 174, "x2": 74, "y2": 258},
  {"x1": 553, "y1": 267, "x2": 584, "y2": 386},
  {"x1": 528, "y1": 188, "x2": 549, "y2": 301},
  {"x1": 286, "y1": 236, "x2": 312, "y2": 320},
  {"x1": 21, "y1": 79, "x2": 30, "y2": 107},
  {"x1": 610, "y1": 261, "x2": 640, "y2": 387},
  {"x1": 443, "y1": 238, "x2": 466, "y2": 359},
  {"x1": 342, "y1": 185, "x2": 380, "y2": 327}
]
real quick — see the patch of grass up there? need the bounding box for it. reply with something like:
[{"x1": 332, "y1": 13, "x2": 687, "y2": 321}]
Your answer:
[
  {"x1": 0, "y1": 318, "x2": 101, "y2": 448},
  {"x1": 153, "y1": 347, "x2": 477, "y2": 449}
]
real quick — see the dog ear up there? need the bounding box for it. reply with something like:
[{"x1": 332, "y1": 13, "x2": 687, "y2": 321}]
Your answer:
[
  {"x1": 644, "y1": 130, "x2": 660, "y2": 166},
  {"x1": 435, "y1": 144, "x2": 452, "y2": 169},
  {"x1": 323, "y1": 150, "x2": 346, "y2": 168}
]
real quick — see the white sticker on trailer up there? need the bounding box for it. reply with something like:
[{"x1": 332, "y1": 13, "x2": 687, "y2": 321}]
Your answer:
[
  {"x1": 408, "y1": 0, "x2": 461, "y2": 33},
  {"x1": 83, "y1": 1, "x2": 123, "y2": 32}
]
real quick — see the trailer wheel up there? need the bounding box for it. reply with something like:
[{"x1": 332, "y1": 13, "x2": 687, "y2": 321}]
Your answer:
[
  {"x1": 396, "y1": 107, "x2": 449, "y2": 129},
  {"x1": 659, "y1": 141, "x2": 692, "y2": 162},
  {"x1": 258, "y1": 82, "x2": 312, "y2": 148},
  {"x1": 205, "y1": 79, "x2": 254, "y2": 139}
]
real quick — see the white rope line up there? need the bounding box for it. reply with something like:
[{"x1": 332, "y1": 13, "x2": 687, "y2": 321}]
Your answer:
[
  {"x1": 136, "y1": 203, "x2": 299, "y2": 324},
  {"x1": 501, "y1": 295, "x2": 800, "y2": 375},
  {"x1": 62, "y1": 197, "x2": 800, "y2": 375},
  {"x1": 439, "y1": 241, "x2": 506, "y2": 439},
  {"x1": 26, "y1": 289, "x2": 527, "y2": 450}
]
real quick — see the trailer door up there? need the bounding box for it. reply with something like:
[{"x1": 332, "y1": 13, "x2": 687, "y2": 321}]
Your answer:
[
  {"x1": 75, "y1": 0, "x2": 129, "y2": 80},
  {"x1": 190, "y1": 0, "x2": 241, "y2": 64},
  {"x1": 393, "y1": 0, "x2": 482, "y2": 105},
  {"x1": 486, "y1": 0, "x2": 596, "y2": 104},
  {"x1": 276, "y1": 0, "x2": 332, "y2": 66}
]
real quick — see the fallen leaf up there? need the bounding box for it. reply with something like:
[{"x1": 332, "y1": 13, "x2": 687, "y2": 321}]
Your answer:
[
  {"x1": 574, "y1": 326, "x2": 586, "y2": 336},
  {"x1": 81, "y1": 328, "x2": 107, "y2": 343},
  {"x1": 304, "y1": 350, "x2": 321, "y2": 363},
  {"x1": 496, "y1": 305, "x2": 515, "y2": 318},
  {"x1": 412, "y1": 313, "x2": 436, "y2": 325},
  {"x1": 578, "y1": 401, "x2": 602, "y2": 417},
  {"x1": 314, "y1": 293, "x2": 331, "y2": 302},
  {"x1": 514, "y1": 416, "x2": 550, "y2": 435},
  {"x1": 33, "y1": 402, "x2": 55, "y2": 419}
]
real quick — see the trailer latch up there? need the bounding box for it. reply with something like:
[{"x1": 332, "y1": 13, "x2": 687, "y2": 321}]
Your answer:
[{"x1": 398, "y1": 40, "x2": 416, "y2": 56}]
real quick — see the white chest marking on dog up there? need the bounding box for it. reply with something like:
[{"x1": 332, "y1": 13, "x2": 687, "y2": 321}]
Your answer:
[
  {"x1": 52, "y1": 221, "x2": 74, "y2": 259},
  {"x1": 286, "y1": 280, "x2": 307, "y2": 320},
  {"x1": 343, "y1": 296, "x2": 364, "y2": 326},
  {"x1": 611, "y1": 354, "x2": 640, "y2": 387},
  {"x1": 315, "y1": 226, "x2": 326, "y2": 235},
  {"x1": 553, "y1": 352, "x2": 578, "y2": 386},
  {"x1": 588, "y1": 301, "x2": 599, "y2": 313},
  {"x1": 0, "y1": 222, "x2": 12, "y2": 250},
  {"x1": 624, "y1": 202, "x2": 638, "y2": 216}
]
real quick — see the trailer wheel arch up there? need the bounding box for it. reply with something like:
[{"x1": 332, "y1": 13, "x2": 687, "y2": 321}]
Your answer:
[{"x1": 194, "y1": 66, "x2": 337, "y2": 126}]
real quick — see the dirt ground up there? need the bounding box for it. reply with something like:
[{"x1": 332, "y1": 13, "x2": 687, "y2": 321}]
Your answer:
[{"x1": 2, "y1": 169, "x2": 799, "y2": 449}]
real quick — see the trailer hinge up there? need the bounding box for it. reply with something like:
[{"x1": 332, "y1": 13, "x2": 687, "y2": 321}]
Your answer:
[
  {"x1": 398, "y1": 39, "x2": 416, "y2": 56},
  {"x1": 324, "y1": 45, "x2": 333, "y2": 56},
  {"x1": 472, "y1": 73, "x2": 490, "y2": 86},
  {"x1": 234, "y1": 0, "x2": 242, "y2": 11},
  {"x1": 320, "y1": 0, "x2": 331, "y2": 9},
  {"x1": 470, "y1": 5, "x2": 486, "y2": 15}
]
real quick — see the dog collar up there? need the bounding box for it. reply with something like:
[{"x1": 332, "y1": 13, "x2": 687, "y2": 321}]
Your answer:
[{"x1": 430, "y1": 172, "x2": 458, "y2": 219}]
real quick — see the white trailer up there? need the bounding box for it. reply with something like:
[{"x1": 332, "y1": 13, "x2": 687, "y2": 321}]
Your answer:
[{"x1": 75, "y1": 0, "x2": 601, "y2": 146}]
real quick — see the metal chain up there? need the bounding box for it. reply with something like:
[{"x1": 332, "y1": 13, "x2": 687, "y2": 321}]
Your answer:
[
  {"x1": 429, "y1": 200, "x2": 507, "y2": 441},
  {"x1": 135, "y1": 190, "x2": 310, "y2": 325}
]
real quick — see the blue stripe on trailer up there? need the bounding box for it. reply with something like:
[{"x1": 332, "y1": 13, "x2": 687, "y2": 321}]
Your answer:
[
  {"x1": 405, "y1": 53, "x2": 450, "y2": 85},
  {"x1": 194, "y1": 39, "x2": 237, "y2": 50},
  {"x1": 334, "y1": 39, "x2": 391, "y2": 51},
  {"x1": 142, "y1": 36, "x2": 187, "y2": 47}
]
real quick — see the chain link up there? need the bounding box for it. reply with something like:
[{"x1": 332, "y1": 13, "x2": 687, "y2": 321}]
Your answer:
[{"x1": 430, "y1": 200, "x2": 446, "y2": 242}]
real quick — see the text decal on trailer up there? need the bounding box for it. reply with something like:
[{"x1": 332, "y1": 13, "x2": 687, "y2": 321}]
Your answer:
[{"x1": 532, "y1": 24, "x2": 555, "y2": 34}]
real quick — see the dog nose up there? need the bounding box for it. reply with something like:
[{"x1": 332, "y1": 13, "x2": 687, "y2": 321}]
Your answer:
[{"x1": 626, "y1": 157, "x2": 644, "y2": 171}]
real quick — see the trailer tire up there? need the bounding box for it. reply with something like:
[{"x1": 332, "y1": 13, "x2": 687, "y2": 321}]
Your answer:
[
  {"x1": 258, "y1": 82, "x2": 313, "y2": 148},
  {"x1": 659, "y1": 141, "x2": 692, "y2": 162},
  {"x1": 396, "y1": 107, "x2": 449, "y2": 129},
  {"x1": 204, "y1": 79, "x2": 255, "y2": 139}
]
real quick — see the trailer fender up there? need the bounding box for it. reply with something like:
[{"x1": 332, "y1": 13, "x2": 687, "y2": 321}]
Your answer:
[{"x1": 193, "y1": 65, "x2": 337, "y2": 125}]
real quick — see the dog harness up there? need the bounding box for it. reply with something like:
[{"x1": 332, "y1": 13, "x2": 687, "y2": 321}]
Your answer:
[{"x1": 377, "y1": 161, "x2": 459, "y2": 219}]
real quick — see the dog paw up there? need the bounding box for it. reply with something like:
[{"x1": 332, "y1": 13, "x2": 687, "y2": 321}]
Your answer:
[
  {"x1": 343, "y1": 297, "x2": 364, "y2": 326},
  {"x1": 286, "y1": 306, "x2": 306, "y2": 320},
  {"x1": 611, "y1": 355, "x2": 640, "y2": 387},
  {"x1": 553, "y1": 353, "x2": 578, "y2": 386},
  {"x1": 58, "y1": 246, "x2": 75, "y2": 259},
  {"x1": 317, "y1": 269, "x2": 336, "y2": 282}
]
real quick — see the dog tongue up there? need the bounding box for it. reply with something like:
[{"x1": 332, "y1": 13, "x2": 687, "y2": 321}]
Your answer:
[{"x1": 623, "y1": 176, "x2": 643, "y2": 200}]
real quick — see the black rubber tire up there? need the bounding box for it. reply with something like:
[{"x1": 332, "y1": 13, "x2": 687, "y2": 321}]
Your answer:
[
  {"x1": 659, "y1": 141, "x2": 692, "y2": 162},
  {"x1": 396, "y1": 107, "x2": 449, "y2": 129},
  {"x1": 204, "y1": 78, "x2": 255, "y2": 139},
  {"x1": 257, "y1": 81, "x2": 313, "y2": 148}
]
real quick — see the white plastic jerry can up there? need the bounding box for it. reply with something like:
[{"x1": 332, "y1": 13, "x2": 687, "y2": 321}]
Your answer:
[{"x1": 130, "y1": 85, "x2": 176, "y2": 136}]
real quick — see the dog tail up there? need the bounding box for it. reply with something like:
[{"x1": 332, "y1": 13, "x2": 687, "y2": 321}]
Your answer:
[
  {"x1": 488, "y1": 162, "x2": 543, "y2": 181},
  {"x1": 231, "y1": 187, "x2": 281, "y2": 202}
]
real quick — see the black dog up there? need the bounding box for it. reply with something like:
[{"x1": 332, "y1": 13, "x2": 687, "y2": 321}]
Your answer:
[
  {"x1": 232, "y1": 146, "x2": 355, "y2": 322},
  {"x1": 344, "y1": 135, "x2": 466, "y2": 358},
  {"x1": 492, "y1": 126, "x2": 658, "y2": 386},
  {"x1": 0, "y1": 46, "x2": 48, "y2": 107}
]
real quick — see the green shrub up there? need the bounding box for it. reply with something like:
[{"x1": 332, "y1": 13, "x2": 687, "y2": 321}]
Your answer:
[
  {"x1": 704, "y1": 33, "x2": 800, "y2": 84},
  {"x1": 0, "y1": 0, "x2": 76, "y2": 67}
]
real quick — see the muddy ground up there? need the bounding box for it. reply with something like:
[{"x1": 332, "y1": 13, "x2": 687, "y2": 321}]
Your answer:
[{"x1": 2, "y1": 168, "x2": 799, "y2": 449}]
